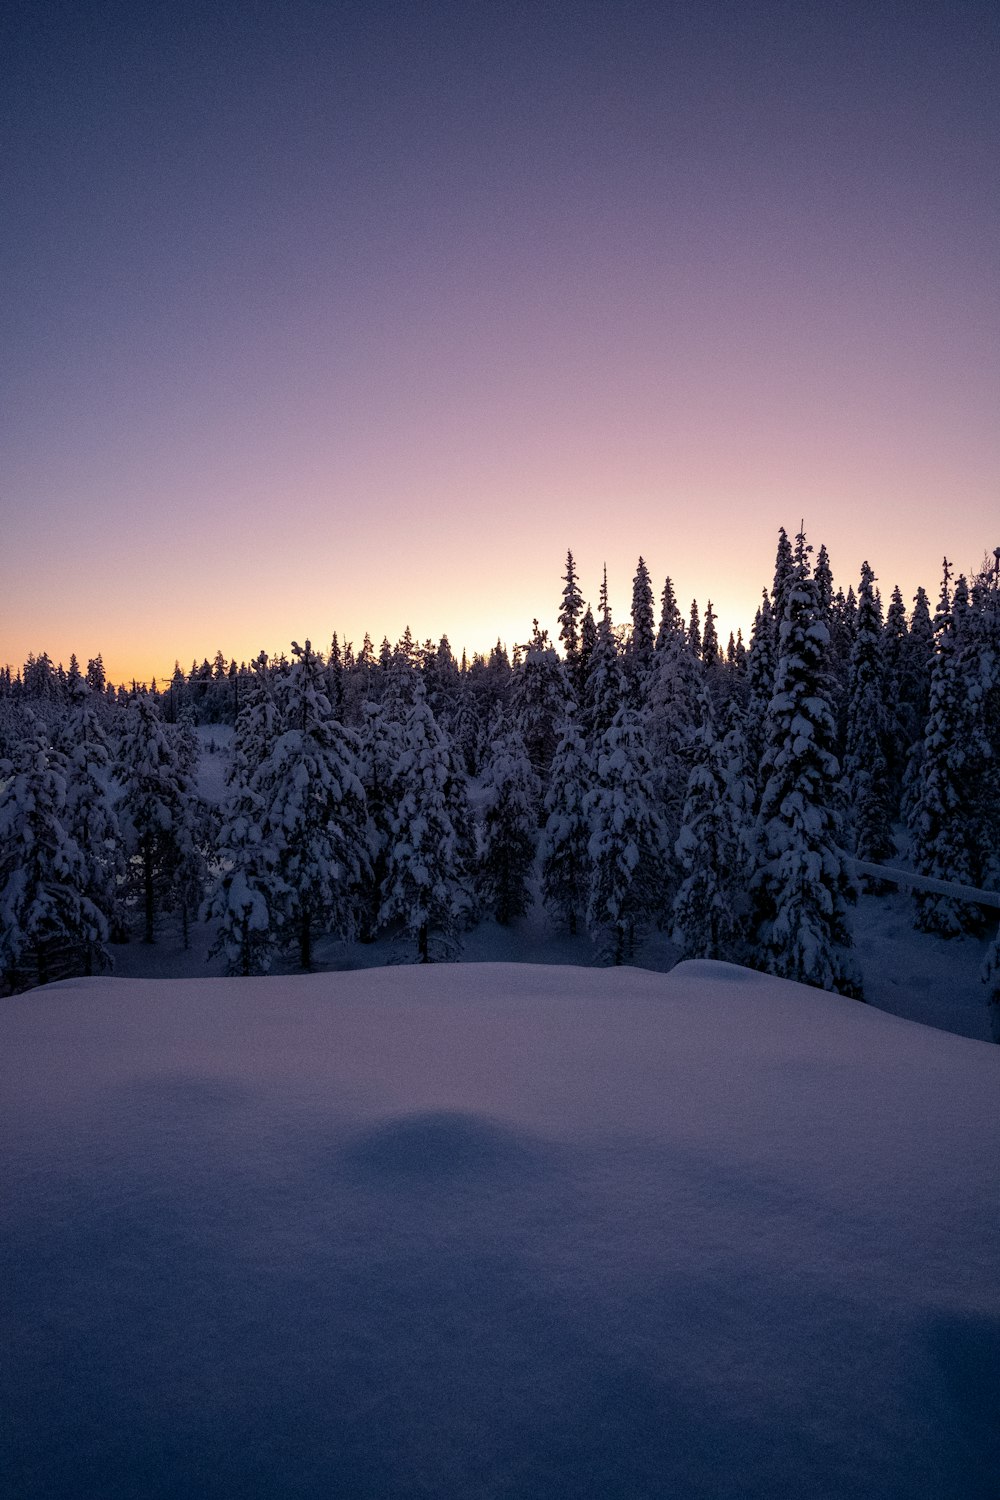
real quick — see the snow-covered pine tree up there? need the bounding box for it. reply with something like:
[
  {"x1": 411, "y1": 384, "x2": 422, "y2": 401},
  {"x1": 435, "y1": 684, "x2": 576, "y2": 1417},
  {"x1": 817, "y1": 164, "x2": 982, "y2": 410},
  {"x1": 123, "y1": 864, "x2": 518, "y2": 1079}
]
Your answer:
[
  {"x1": 260, "y1": 641, "x2": 370, "y2": 968},
  {"x1": 206, "y1": 777, "x2": 282, "y2": 976},
  {"x1": 579, "y1": 605, "x2": 598, "y2": 689},
  {"x1": 327, "y1": 633, "x2": 346, "y2": 718},
  {"x1": 899, "y1": 585, "x2": 936, "y2": 827},
  {"x1": 751, "y1": 530, "x2": 861, "y2": 997},
  {"x1": 511, "y1": 622, "x2": 570, "y2": 782},
  {"x1": 117, "y1": 693, "x2": 199, "y2": 944},
  {"x1": 771, "y1": 527, "x2": 795, "y2": 636},
  {"x1": 586, "y1": 707, "x2": 666, "y2": 964},
  {"x1": 814, "y1": 544, "x2": 834, "y2": 626},
  {"x1": 378, "y1": 684, "x2": 472, "y2": 961},
  {"x1": 687, "y1": 600, "x2": 702, "y2": 659},
  {"x1": 559, "y1": 549, "x2": 585, "y2": 692},
  {"x1": 646, "y1": 620, "x2": 702, "y2": 849},
  {"x1": 628, "y1": 556, "x2": 655, "y2": 700},
  {"x1": 423, "y1": 635, "x2": 461, "y2": 728},
  {"x1": 58, "y1": 679, "x2": 126, "y2": 949},
  {"x1": 881, "y1": 584, "x2": 911, "y2": 796},
  {"x1": 671, "y1": 691, "x2": 739, "y2": 961},
  {"x1": 479, "y1": 724, "x2": 540, "y2": 925},
  {"x1": 204, "y1": 655, "x2": 284, "y2": 974},
  {"x1": 0, "y1": 715, "x2": 109, "y2": 989},
  {"x1": 744, "y1": 590, "x2": 776, "y2": 785},
  {"x1": 655, "y1": 576, "x2": 684, "y2": 651},
  {"x1": 173, "y1": 703, "x2": 200, "y2": 779},
  {"x1": 844, "y1": 561, "x2": 894, "y2": 868},
  {"x1": 907, "y1": 562, "x2": 989, "y2": 935},
  {"x1": 539, "y1": 713, "x2": 592, "y2": 934},
  {"x1": 720, "y1": 694, "x2": 757, "y2": 884},
  {"x1": 584, "y1": 588, "x2": 628, "y2": 740},
  {"x1": 356, "y1": 695, "x2": 405, "y2": 941},
  {"x1": 701, "y1": 602, "x2": 719, "y2": 669}
]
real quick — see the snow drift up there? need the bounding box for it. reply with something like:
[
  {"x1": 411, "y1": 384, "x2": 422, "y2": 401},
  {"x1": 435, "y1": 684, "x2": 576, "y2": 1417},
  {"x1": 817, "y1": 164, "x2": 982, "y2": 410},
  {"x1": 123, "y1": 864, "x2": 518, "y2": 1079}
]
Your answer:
[{"x1": 3, "y1": 961, "x2": 998, "y2": 1498}]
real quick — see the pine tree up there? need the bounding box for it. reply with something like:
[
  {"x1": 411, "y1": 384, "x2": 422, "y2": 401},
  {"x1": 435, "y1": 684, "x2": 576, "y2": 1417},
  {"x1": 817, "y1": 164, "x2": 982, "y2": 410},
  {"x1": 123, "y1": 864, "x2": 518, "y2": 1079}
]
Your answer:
[
  {"x1": 117, "y1": 694, "x2": 198, "y2": 944},
  {"x1": 584, "y1": 598, "x2": 628, "y2": 740},
  {"x1": 844, "y1": 561, "x2": 894, "y2": 867},
  {"x1": 881, "y1": 584, "x2": 911, "y2": 796},
  {"x1": 559, "y1": 549, "x2": 585, "y2": 688},
  {"x1": 628, "y1": 556, "x2": 655, "y2": 695},
  {"x1": 206, "y1": 768, "x2": 282, "y2": 976},
  {"x1": 511, "y1": 622, "x2": 570, "y2": 781},
  {"x1": 58, "y1": 680, "x2": 126, "y2": 951},
  {"x1": 0, "y1": 716, "x2": 109, "y2": 989},
  {"x1": 701, "y1": 601, "x2": 719, "y2": 670},
  {"x1": 539, "y1": 714, "x2": 592, "y2": 934},
  {"x1": 687, "y1": 600, "x2": 702, "y2": 659},
  {"x1": 771, "y1": 527, "x2": 795, "y2": 633},
  {"x1": 357, "y1": 694, "x2": 408, "y2": 941},
  {"x1": 378, "y1": 685, "x2": 472, "y2": 960},
  {"x1": 899, "y1": 585, "x2": 936, "y2": 827},
  {"x1": 259, "y1": 641, "x2": 370, "y2": 968},
  {"x1": 586, "y1": 708, "x2": 666, "y2": 964},
  {"x1": 655, "y1": 576, "x2": 684, "y2": 651},
  {"x1": 907, "y1": 562, "x2": 987, "y2": 935},
  {"x1": 744, "y1": 591, "x2": 776, "y2": 779},
  {"x1": 479, "y1": 725, "x2": 539, "y2": 925},
  {"x1": 671, "y1": 692, "x2": 739, "y2": 961},
  {"x1": 752, "y1": 531, "x2": 861, "y2": 997},
  {"x1": 814, "y1": 544, "x2": 834, "y2": 626},
  {"x1": 203, "y1": 658, "x2": 281, "y2": 975},
  {"x1": 579, "y1": 605, "x2": 597, "y2": 688},
  {"x1": 647, "y1": 624, "x2": 702, "y2": 849}
]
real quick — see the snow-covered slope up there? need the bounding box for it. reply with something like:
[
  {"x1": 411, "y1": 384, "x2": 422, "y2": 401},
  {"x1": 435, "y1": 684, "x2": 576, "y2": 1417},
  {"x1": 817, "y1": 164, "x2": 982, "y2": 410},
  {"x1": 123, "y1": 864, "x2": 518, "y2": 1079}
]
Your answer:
[{"x1": 3, "y1": 962, "x2": 998, "y2": 1499}]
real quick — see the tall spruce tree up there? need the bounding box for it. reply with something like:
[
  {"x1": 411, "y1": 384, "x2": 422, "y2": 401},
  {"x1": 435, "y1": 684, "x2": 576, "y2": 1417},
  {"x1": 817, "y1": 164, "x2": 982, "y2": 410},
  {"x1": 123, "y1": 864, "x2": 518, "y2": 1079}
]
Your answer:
[
  {"x1": 559, "y1": 549, "x2": 585, "y2": 689},
  {"x1": 260, "y1": 641, "x2": 370, "y2": 968},
  {"x1": 752, "y1": 531, "x2": 861, "y2": 997},
  {"x1": 655, "y1": 576, "x2": 684, "y2": 651},
  {"x1": 844, "y1": 561, "x2": 894, "y2": 867},
  {"x1": 687, "y1": 600, "x2": 702, "y2": 659},
  {"x1": 584, "y1": 598, "x2": 628, "y2": 740},
  {"x1": 378, "y1": 685, "x2": 472, "y2": 961},
  {"x1": 205, "y1": 660, "x2": 284, "y2": 975},
  {"x1": 628, "y1": 556, "x2": 655, "y2": 696},
  {"x1": 117, "y1": 694, "x2": 198, "y2": 944},
  {"x1": 511, "y1": 622, "x2": 570, "y2": 781},
  {"x1": 59, "y1": 679, "x2": 126, "y2": 948},
  {"x1": 771, "y1": 527, "x2": 795, "y2": 634},
  {"x1": 586, "y1": 708, "x2": 666, "y2": 964},
  {"x1": 671, "y1": 692, "x2": 739, "y2": 961},
  {"x1": 479, "y1": 725, "x2": 539, "y2": 925},
  {"x1": 907, "y1": 562, "x2": 986, "y2": 934},
  {"x1": 539, "y1": 714, "x2": 592, "y2": 934}
]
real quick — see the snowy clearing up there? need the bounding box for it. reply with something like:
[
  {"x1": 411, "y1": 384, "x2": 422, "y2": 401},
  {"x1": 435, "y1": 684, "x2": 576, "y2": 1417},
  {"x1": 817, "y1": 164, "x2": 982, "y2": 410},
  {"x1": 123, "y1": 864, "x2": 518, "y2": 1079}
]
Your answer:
[{"x1": 3, "y1": 960, "x2": 998, "y2": 1498}]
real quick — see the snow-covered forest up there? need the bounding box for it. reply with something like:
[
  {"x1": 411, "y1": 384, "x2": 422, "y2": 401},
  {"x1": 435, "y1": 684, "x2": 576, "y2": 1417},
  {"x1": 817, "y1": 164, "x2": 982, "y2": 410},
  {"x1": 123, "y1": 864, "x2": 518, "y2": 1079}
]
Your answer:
[{"x1": 3, "y1": 529, "x2": 999, "y2": 1036}]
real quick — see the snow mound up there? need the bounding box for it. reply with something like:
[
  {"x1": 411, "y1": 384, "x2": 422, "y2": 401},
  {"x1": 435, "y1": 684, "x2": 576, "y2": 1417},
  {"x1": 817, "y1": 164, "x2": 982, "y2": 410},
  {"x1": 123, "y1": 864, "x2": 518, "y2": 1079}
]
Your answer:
[{"x1": 3, "y1": 961, "x2": 998, "y2": 1499}]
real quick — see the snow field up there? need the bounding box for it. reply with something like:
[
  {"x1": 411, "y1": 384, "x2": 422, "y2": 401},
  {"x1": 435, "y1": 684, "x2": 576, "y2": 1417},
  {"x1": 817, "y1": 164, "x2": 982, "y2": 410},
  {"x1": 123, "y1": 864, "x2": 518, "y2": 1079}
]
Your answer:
[{"x1": 3, "y1": 960, "x2": 998, "y2": 1498}]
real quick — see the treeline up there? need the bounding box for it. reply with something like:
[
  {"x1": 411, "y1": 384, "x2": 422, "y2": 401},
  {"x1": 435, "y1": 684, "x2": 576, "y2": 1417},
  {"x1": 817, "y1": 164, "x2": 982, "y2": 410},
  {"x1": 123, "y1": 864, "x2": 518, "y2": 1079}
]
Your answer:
[{"x1": 2, "y1": 532, "x2": 998, "y2": 1029}]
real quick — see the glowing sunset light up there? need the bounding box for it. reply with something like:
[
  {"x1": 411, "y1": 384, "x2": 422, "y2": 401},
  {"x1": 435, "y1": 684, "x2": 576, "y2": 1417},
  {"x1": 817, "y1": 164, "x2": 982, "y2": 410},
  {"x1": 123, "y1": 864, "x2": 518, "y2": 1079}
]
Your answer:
[{"x1": 2, "y1": 0, "x2": 997, "y2": 684}]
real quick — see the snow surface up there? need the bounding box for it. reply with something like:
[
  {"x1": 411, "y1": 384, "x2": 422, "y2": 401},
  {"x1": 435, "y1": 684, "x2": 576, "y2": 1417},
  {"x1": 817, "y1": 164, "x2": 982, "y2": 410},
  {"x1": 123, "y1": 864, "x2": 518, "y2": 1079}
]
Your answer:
[{"x1": 3, "y1": 961, "x2": 998, "y2": 1498}]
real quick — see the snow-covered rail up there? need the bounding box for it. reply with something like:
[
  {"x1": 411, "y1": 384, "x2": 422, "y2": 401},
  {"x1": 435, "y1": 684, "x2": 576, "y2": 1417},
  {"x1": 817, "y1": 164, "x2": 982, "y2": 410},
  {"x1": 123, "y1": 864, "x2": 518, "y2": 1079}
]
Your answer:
[{"x1": 848, "y1": 858, "x2": 1000, "y2": 911}]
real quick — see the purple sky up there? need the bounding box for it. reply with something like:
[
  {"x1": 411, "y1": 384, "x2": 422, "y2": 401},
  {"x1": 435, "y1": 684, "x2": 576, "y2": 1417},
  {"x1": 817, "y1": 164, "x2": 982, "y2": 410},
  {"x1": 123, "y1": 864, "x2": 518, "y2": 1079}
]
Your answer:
[{"x1": 4, "y1": 0, "x2": 998, "y2": 682}]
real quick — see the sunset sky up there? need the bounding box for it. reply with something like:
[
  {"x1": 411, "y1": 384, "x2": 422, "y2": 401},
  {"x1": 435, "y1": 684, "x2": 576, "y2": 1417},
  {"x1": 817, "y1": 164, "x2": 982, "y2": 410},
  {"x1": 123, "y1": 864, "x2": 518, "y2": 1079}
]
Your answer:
[{"x1": 4, "y1": 0, "x2": 998, "y2": 684}]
